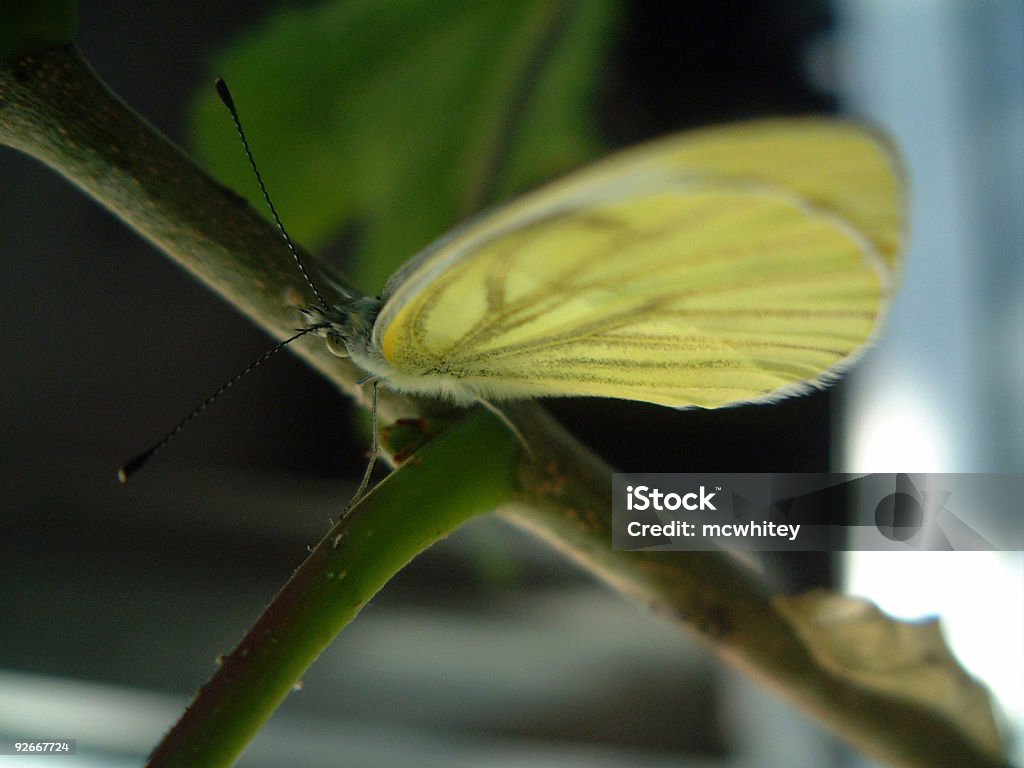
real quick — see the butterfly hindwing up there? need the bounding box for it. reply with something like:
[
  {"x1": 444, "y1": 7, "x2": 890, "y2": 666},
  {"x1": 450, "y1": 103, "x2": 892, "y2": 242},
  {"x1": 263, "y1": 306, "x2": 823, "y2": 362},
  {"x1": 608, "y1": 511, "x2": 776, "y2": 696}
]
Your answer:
[{"x1": 374, "y1": 119, "x2": 903, "y2": 408}]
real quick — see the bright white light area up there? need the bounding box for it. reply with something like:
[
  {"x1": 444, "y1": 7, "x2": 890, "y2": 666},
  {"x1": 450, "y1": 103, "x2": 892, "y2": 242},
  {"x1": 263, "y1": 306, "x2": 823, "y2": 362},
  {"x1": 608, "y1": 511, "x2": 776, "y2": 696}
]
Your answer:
[
  {"x1": 835, "y1": 0, "x2": 1024, "y2": 763},
  {"x1": 848, "y1": 390, "x2": 949, "y2": 473}
]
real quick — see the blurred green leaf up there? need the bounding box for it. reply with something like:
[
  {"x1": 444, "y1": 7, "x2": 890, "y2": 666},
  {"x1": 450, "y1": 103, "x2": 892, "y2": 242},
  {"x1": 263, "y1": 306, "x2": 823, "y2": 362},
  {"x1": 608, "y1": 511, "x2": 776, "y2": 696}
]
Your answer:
[
  {"x1": 0, "y1": 0, "x2": 77, "y2": 65},
  {"x1": 190, "y1": 0, "x2": 617, "y2": 292}
]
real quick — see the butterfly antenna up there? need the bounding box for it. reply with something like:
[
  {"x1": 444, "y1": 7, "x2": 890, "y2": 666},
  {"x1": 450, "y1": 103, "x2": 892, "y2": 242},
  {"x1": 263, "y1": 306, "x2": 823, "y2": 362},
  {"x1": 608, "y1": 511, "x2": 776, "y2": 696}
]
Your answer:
[
  {"x1": 214, "y1": 78, "x2": 330, "y2": 309},
  {"x1": 118, "y1": 325, "x2": 326, "y2": 482}
]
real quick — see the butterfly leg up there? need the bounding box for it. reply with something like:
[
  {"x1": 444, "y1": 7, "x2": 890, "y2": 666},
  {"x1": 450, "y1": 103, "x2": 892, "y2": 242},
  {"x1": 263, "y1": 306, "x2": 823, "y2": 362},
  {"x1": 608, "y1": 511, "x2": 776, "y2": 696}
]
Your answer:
[
  {"x1": 342, "y1": 379, "x2": 380, "y2": 516},
  {"x1": 475, "y1": 397, "x2": 533, "y2": 458}
]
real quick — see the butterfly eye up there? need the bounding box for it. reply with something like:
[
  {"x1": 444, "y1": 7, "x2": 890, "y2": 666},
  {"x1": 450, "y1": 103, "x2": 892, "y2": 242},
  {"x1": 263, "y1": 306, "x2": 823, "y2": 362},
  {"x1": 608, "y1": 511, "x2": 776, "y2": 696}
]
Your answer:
[{"x1": 325, "y1": 334, "x2": 349, "y2": 358}]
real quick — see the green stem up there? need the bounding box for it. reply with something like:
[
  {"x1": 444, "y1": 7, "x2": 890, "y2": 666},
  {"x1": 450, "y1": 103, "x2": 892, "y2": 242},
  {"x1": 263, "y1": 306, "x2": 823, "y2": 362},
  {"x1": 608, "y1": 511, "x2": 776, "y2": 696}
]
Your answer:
[
  {"x1": 0, "y1": 44, "x2": 1008, "y2": 768},
  {"x1": 148, "y1": 409, "x2": 518, "y2": 767}
]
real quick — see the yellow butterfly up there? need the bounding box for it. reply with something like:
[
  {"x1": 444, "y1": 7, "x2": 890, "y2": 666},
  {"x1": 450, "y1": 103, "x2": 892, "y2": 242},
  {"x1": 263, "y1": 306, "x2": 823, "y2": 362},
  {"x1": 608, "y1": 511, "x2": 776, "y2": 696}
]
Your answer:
[
  {"x1": 302, "y1": 119, "x2": 903, "y2": 413},
  {"x1": 118, "y1": 102, "x2": 903, "y2": 483}
]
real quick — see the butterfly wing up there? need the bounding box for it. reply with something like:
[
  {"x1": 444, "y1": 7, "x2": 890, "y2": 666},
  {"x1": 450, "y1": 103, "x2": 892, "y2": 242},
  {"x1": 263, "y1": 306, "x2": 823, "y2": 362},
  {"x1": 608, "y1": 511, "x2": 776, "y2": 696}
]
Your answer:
[{"x1": 374, "y1": 119, "x2": 904, "y2": 407}]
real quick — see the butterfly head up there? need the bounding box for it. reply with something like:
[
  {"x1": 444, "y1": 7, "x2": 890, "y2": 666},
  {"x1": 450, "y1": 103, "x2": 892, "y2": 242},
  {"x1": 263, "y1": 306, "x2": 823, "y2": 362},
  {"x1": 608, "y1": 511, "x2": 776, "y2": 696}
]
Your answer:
[{"x1": 302, "y1": 297, "x2": 381, "y2": 359}]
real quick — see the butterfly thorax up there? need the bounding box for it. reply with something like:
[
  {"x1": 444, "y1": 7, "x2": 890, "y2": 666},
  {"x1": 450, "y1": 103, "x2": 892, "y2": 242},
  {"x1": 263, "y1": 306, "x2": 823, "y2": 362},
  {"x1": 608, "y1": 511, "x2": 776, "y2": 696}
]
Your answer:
[{"x1": 301, "y1": 299, "x2": 486, "y2": 404}]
